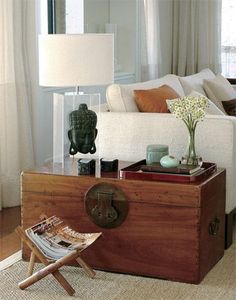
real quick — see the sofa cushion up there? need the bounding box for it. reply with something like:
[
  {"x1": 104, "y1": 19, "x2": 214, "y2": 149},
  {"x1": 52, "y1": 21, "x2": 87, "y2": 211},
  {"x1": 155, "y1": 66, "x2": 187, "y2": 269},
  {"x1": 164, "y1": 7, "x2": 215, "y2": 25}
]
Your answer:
[
  {"x1": 188, "y1": 91, "x2": 225, "y2": 116},
  {"x1": 134, "y1": 85, "x2": 180, "y2": 113},
  {"x1": 222, "y1": 99, "x2": 236, "y2": 116},
  {"x1": 179, "y1": 68, "x2": 216, "y2": 96},
  {"x1": 106, "y1": 74, "x2": 185, "y2": 112},
  {"x1": 203, "y1": 74, "x2": 236, "y2": 114}
]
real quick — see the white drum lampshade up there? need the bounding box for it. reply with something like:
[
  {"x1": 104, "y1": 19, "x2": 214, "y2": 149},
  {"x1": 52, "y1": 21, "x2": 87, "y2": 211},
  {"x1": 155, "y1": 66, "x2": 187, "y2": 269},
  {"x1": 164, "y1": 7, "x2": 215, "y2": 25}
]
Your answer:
[{"x1": 38, "y1": 34, "x2": 114, "y2": 87}]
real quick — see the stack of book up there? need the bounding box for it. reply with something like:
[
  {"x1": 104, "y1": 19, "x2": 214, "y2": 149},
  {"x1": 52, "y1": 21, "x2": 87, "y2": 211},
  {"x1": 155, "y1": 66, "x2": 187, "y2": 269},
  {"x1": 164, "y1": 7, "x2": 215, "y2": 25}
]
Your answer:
[
  {"x1": 140, "y1": 163, "x2": 204, "y2": 176},
  {"x1": 119, "y1": 160, "x2": 217, "y2": 183}
]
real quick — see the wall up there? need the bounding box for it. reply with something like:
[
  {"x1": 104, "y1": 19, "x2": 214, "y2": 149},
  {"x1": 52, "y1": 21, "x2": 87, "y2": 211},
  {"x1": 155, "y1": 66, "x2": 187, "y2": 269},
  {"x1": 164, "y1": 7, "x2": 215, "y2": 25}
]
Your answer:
[
  {"x1": 110, "y1": 0, "x2": 137, "y2": 74},
  {"x1": 84, "y1": 0, "x2": 110, "y2": 32}
]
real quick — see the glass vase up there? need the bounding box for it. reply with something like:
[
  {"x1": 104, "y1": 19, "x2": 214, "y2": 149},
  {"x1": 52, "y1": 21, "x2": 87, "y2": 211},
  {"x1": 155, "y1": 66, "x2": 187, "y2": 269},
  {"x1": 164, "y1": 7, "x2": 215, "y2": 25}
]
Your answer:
[{"x1": 181, "y1": 126, "x2": 202, "y2": 166}]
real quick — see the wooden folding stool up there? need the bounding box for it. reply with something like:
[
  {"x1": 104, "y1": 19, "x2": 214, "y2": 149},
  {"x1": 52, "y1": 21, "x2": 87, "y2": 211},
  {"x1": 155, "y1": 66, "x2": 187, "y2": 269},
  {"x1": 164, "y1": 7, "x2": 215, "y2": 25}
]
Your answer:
[{"x1": 15, "y1": 217, "x2": 102, "y2": 296}]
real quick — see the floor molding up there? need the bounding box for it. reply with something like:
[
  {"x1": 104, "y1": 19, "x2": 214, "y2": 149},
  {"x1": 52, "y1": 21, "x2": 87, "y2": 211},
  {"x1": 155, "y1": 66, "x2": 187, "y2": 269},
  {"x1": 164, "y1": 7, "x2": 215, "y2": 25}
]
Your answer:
[
  {"x1": 225, "y1": 207, "x2": 236, "y2": 248},
  {"x1": 0, "y1": 251, "x2": 22, "y2": 271}
]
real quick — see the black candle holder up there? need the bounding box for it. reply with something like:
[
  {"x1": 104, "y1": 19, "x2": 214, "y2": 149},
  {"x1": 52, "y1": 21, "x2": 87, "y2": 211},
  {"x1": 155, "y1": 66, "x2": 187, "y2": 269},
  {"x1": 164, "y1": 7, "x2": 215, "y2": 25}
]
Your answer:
[
  {"x1": 78, "y1": 159, "x2": 96, "y2": 175},
  {"x1": 101, "y1": 158, "x2": 118, "y2": 172}
]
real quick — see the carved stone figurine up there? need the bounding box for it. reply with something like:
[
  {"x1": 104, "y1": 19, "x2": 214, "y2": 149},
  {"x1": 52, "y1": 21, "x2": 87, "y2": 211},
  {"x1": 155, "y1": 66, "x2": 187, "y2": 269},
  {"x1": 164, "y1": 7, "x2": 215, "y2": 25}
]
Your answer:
[{"x1": 68, "y1": 103, "x2": 98, "y2": 155}]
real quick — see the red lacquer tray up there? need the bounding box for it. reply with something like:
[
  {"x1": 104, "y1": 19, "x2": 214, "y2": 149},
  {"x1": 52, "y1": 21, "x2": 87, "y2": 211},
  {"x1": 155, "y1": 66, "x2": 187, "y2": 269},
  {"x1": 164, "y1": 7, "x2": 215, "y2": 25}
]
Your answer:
[{"x1": 119, "y1": 160, "x2": 217, "y2": 183}]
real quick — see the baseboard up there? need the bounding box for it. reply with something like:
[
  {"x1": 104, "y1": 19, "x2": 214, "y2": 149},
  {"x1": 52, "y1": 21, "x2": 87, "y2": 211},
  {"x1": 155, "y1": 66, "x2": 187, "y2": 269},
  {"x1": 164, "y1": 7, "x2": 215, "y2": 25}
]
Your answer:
[
  {"x1": 0, "y1": 251, "x2": 22, "y2": 271},
  {"x1": 225, "y1": 207, "x2": 236, "y2": 249}
]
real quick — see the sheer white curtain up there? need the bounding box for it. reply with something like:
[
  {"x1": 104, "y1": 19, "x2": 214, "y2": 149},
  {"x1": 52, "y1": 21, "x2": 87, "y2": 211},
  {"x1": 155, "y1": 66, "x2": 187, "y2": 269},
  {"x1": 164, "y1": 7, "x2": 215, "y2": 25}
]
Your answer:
[
  {"x1": 172, "y1": 0, "x2": 222, "y2": 76},
  {"x1": 0, "y1": 0, "x2": 34, "y2": 209},
  {"x1": 141, "y1": 0, "x2": 222, "y2": 78},
  {"x1": 140, "y1": 0, "x2": 162, "y2": 81}
]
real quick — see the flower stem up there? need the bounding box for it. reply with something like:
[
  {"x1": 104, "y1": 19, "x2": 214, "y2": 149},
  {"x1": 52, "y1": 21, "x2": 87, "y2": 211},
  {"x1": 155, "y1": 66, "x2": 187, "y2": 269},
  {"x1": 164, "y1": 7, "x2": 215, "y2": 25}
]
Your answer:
[{"x1": 185, "y1": 121, "x2": 198, "y2": 165}]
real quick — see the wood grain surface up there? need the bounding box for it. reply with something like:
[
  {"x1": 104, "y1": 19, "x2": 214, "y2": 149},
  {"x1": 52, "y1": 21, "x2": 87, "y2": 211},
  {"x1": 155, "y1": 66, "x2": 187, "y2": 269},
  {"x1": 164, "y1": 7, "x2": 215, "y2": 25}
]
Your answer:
[{"x1": 21, "y1": 159, "x2": 226, "y2": 284}]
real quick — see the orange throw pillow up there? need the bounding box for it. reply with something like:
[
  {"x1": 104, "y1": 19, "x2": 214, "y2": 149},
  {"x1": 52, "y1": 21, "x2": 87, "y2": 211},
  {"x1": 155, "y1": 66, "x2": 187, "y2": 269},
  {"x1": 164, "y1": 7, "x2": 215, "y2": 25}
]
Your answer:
[{"x1": 133, "y1": 85, "x2": 180, "y2": 113}]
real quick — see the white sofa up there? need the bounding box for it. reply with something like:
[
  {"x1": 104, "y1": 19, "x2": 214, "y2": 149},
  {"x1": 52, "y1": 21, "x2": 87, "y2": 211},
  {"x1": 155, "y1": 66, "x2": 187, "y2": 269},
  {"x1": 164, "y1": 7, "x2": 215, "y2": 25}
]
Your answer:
[{"x1": 95, "y1": 69, "x2": 236, "y2": 247}]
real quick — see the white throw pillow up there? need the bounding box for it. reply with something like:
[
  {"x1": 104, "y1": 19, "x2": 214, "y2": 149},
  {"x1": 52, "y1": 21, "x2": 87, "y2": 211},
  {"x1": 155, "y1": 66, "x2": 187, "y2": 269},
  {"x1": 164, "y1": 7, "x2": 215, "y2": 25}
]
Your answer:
[
  {"x1": 203, "y1": 74, "x2": 236, "y2": 114},
  {"x1": 203, "y1": 74, "x2": 236, "y2": 100},
  {"x1": 106, "y1": 74, "x2": 185, "y2": 112},
  {"x1": 188, "y1": 91, "x2": 225, "y2": 116},
  {"x1": 179, "y1": 68, "x2": 216, "y2": 96}
]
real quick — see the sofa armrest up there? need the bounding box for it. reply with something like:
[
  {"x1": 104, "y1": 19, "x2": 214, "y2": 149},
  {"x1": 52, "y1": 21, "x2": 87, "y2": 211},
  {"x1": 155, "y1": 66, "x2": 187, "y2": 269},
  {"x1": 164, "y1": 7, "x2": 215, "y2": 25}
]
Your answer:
[{"x1": 97, "y1": 112, "x2": 236, "y2": 214}]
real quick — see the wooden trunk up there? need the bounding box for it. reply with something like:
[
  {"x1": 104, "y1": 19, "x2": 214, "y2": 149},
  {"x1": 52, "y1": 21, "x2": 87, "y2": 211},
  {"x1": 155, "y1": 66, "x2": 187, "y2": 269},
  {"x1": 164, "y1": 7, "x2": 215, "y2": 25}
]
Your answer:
[{"x1": 21, "y1": 159, "x2": 226, "y2": 284}]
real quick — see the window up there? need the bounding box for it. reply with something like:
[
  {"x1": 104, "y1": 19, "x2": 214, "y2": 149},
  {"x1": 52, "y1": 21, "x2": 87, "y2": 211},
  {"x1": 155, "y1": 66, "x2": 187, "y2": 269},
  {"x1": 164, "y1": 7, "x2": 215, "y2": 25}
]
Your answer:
[
  {"x1": 65, "y1": 0, "x2": 84, "y2": 33},
  {"x1": 221, "y1": 0, "x2": 236, "y2": 78},
  {"x1": 47, "y1": 0, "x2": 83, "y2": 34}
]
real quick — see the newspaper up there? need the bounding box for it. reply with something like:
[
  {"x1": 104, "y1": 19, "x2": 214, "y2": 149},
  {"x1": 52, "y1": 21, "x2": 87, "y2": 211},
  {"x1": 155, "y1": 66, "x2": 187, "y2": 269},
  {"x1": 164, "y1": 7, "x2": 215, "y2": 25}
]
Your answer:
[{"x1": 25, "y1": 216, "x2": 102, "y2": 260}]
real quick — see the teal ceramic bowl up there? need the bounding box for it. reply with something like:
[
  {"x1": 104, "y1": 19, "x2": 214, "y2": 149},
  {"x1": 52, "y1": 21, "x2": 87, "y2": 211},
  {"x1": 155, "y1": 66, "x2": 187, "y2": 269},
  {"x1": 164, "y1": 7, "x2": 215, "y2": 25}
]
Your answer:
[{"x1": 160, "y1": 155, "x2": 180, "y2": 168}]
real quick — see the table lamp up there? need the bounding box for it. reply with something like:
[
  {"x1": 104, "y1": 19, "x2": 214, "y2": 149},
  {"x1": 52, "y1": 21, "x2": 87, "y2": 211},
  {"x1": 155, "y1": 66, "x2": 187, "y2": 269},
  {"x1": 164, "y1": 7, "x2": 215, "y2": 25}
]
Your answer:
[{"x1": 38, "y1": 34, "x2": 114, "y2": 166}]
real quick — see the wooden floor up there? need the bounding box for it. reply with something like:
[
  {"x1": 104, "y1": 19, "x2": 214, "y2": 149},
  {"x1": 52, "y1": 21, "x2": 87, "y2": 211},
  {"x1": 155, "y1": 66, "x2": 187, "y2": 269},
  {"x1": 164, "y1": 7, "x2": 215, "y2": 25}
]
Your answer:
[{"x1": 0, "y1": 206, "x2": 21, "y2": 261}]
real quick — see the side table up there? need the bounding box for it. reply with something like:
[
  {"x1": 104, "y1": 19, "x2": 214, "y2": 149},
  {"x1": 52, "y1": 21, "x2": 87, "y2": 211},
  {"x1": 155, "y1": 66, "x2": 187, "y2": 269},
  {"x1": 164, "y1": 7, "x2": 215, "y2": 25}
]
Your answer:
[{"x1": 21, "y1": 158, "x2": 226, "y2": 284}]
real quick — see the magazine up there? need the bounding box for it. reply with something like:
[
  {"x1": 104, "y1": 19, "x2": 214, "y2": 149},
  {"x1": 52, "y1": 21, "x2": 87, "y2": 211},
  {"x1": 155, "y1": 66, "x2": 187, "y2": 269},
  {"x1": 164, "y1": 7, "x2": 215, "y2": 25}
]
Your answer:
[
  {"x1": 25, "y1": 216, "x2": 102, "y2": 261},
  {"x1": 140, "y1": 163, "x2": 202, "y2": 175}
]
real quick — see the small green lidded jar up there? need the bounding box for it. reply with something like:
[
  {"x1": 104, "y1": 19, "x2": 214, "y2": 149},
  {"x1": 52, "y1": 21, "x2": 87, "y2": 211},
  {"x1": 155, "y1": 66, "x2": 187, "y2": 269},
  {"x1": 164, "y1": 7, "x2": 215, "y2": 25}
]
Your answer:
[{"x1": 146, "y1": 144, "x2": 169, "y2": 165}]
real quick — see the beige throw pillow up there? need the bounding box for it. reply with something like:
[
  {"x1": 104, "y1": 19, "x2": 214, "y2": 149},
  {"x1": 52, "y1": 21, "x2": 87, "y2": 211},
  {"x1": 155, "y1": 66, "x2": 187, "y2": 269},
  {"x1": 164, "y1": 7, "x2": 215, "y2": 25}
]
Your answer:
[
  {"x1": 179, "y1": 68, "x2": 216, "y2": 96},
  {"x1": 203, "y1": 74, "x2": 236, "y2": 114}
]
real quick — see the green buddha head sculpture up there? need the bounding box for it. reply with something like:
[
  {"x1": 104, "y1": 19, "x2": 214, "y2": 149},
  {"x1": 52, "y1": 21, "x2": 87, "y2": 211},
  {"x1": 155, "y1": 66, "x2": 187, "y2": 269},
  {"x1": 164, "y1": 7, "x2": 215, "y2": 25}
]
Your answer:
[{"x1": 68, "y1": 103, "x2": 98, "y2": 155}]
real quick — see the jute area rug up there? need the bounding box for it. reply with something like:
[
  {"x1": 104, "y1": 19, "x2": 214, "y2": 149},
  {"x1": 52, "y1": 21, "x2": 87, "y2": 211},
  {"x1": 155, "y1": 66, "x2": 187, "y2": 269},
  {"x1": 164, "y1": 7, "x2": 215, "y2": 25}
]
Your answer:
[{"x1": 0, "y1": 226, "x2": 235, "y2": 300}]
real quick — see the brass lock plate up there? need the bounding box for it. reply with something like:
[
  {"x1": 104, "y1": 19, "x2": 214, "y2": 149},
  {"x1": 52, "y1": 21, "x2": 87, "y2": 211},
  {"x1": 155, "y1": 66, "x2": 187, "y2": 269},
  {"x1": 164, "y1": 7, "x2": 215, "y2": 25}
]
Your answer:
[{"x1": 84, "y1": 182, "x2": 129, "y2": 228}]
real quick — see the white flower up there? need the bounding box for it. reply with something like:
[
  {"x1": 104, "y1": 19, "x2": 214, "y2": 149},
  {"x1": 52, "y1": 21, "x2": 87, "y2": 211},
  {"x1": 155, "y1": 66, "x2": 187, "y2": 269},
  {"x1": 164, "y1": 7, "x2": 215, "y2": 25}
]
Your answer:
[{"x1": 167, "y1": 96, "x2": 209, "y2": 128}]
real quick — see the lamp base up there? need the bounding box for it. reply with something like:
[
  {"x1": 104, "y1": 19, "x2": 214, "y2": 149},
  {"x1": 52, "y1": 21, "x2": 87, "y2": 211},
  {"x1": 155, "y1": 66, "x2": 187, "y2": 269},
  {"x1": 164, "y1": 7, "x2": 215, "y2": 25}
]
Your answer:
[{"x1": 53, "y1": 92, "x2": 101, "y2": 168}]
